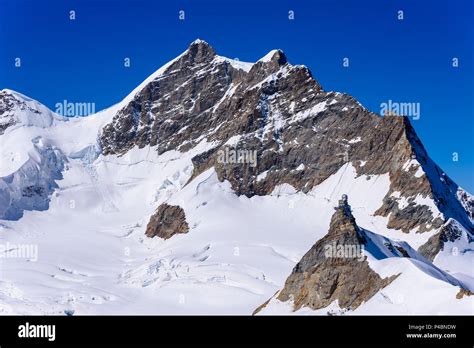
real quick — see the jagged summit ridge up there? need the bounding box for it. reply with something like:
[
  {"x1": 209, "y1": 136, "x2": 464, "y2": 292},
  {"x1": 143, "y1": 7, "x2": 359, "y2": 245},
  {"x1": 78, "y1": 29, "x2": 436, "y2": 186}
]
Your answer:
[
  {"x1": 0, "y1": 40, "x2": 473, "y2": 315},
  {"x1": 0, "y1": 89, "x2": 65, "y2": 133},
  {"x1": 179, "y1": 38, "x2": 217, "y2": 65},
  {"x1": 190, "y1": 38, "x2": 208, "y2": 45},
  {"x1": 98, "y1": 40, "x2": 472, "y2": 241},
  {"x1": 1, "y1": 40, "x2": 472, "y2": 243}
]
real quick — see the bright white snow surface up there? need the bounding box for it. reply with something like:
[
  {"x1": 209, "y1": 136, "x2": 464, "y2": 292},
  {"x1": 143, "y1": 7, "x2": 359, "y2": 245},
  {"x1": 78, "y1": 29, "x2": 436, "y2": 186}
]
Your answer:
[
  {"x1": 258, "y1": 50, "x2": 281, "y2": 63},
  {"x1": 1, "y1": 46, "x2": 472, "y2": 315},
  {"x1": 1, "y1": 125, "x2": 472, "y2": 314}
]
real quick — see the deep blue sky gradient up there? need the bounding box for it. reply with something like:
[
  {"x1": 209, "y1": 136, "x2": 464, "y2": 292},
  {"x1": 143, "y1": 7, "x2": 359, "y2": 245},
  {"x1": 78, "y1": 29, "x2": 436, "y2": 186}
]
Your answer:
[{"x1": 1, "y1": 0, "x2": 473, "y2": 191}]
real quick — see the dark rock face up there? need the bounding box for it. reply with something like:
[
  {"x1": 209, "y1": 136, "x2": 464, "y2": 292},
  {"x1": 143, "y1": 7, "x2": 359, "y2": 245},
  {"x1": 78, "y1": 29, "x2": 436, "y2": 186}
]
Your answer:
[
  {"x1": 259, "y1": 201, "x2": 397, "y2": 312},
  {"x1": 0, "y1": 90, "x2": 59, "y2": 134},
  {"x1": 100, "y1": 40, "x2": 243, "y2": 156},
  {"x1": 21, "y1": 185, "x2": 46, "y2": 197},
  {"x1": 0, "y1": 91, "x2": 29, "y2": 133},
  {"x1": 99, "y1": 40, "x2": 473, "y2": 236},
  {"x1": 145, "y1": 203, "x2": 189, "y2": 240},
  {"x1": 457, "y1": 189, "x2": 474, "y2": 222},
  {"x1": 417, "y1": 219, "x2": 471, "y2": 261}
]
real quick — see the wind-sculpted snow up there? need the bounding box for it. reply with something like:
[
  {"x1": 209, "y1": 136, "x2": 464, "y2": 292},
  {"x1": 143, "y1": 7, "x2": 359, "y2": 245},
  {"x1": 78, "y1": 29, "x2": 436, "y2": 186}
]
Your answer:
[
  {"x1": 0, "y1": 137, "x2": 67, "y2": 220},
  {"x1": 0, "y1": 89, "x2": 65, "y2": 133}
]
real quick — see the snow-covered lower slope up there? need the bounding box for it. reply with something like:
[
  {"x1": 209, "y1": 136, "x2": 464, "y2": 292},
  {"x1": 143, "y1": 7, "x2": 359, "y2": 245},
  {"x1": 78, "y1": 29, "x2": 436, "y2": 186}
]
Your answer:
[
  {"x1": 1, "y1": 130, "x2": 472, "y2": 314},
  {"x1": 0, "y1": 138, "x2": 321, "y2": 314},
  {"x1": 0, "y1": 89, "x2": 129, "y2": 219},
  {"x1": 431, "y1": 219, "x2": 474, "y2": 290}
]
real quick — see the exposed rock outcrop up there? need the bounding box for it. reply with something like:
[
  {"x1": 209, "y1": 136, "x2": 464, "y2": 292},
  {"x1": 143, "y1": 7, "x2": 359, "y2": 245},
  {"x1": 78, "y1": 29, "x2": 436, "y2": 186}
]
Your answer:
[
  {"x1": 145, "y1": 203, "x2": 189, "y2": 240},
  {"x1": 418, "y1": 219, "x2": 472, "y2": 261},
  {"x1": 258, "y1": 197, "x2": 397, "y2": 313},
  {"x1": 99, "y1": 40, "x2": 473, "y2": 236},
  {"x1": 0, "y1": 89, "x2": 61, "y2": 133},
  {"x1": 456, "y1": 288, "x2": 473, "y2": 299}
]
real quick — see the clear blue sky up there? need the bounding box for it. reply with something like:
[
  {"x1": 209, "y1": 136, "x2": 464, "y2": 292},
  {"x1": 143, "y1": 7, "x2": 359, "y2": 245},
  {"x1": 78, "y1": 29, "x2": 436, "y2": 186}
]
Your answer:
[{"x1": 1, "y1": 0, "x2": 473, "y2": 191}]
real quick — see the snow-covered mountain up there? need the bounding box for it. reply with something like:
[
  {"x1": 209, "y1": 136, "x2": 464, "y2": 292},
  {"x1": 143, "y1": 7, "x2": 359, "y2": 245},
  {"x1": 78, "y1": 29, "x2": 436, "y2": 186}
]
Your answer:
[{"x1": 0, "y1": 40, "x2": 472, "y2": 315}]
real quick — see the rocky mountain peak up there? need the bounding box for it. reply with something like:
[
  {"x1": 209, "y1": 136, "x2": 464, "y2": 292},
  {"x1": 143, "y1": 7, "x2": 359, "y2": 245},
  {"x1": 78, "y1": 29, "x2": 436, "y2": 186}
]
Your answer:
[
  {"x1": 2, "y1": 39, "x2": 473, "y2": 316},
  {"x1": 366, "y1": 115, "x2": 474, "y2": 235},
  {"x1": 98, "y1": 40, "x2": 473, "y2": 240},
  {"x1": 254, "y1": 197, "x2": 396, "y2": 313},
  {"x1": 0, "y1": 89, "x2": 61, "y2": 133},
  {"x1": 260, "y1": 49, "x2": 287, "y2": 66},
  {"x1": 249, "y1": 49, "x2": 288, "y2": 77},
  {"x1": 328, "y1": 195, "x2": 361, "y2": 239},
  {"x1": 0, "y1": 89, "x2": 29, "y2": 114},
  {"x1": 259, "y1": 49, "x2": 286, "y2": 62},
  {"x1": 180, "y1": 38, "x2": 216, "y2": 65}
]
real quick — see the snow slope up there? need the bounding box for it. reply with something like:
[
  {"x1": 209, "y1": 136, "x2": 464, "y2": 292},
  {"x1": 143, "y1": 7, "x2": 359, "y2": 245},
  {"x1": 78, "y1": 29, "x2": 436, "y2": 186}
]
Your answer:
[{"x1": 1, "y1": 138, "x2": 472, "y2": 314}]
